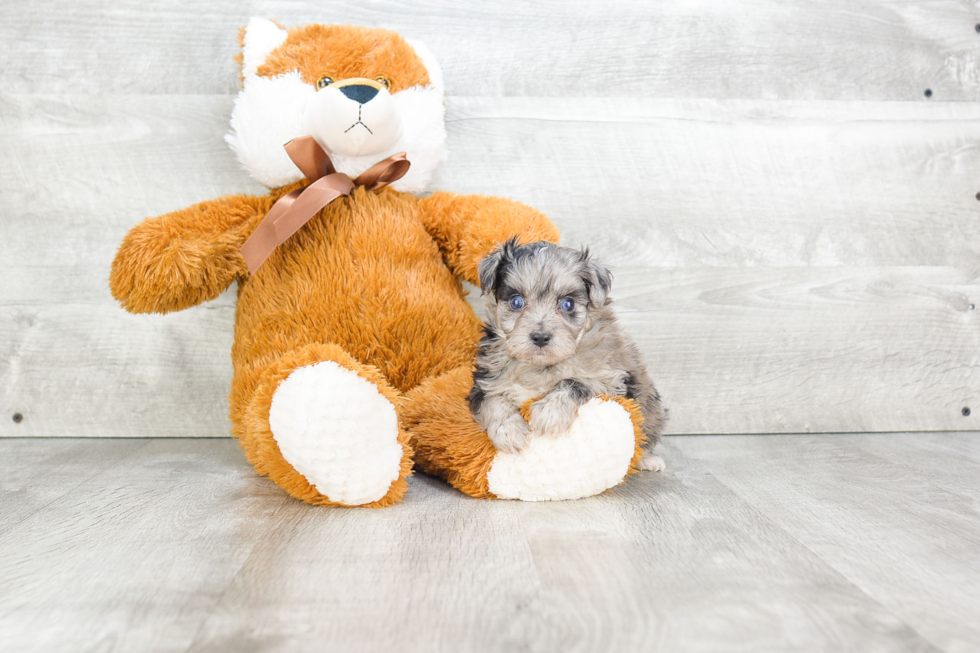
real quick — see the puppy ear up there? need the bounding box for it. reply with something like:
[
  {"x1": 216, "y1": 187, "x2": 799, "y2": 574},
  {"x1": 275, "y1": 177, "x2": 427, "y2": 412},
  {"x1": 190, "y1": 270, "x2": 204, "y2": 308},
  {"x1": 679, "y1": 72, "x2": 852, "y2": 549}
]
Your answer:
[
  {"x1": 478, "y1": 237, "x2": 521, "y2": 296},
  {"x1": 581, "y1": 249, "x2": 613, "y2": 306},
  {"x1": 477, "y1": 250, "x2": 502, "y2": 295}
]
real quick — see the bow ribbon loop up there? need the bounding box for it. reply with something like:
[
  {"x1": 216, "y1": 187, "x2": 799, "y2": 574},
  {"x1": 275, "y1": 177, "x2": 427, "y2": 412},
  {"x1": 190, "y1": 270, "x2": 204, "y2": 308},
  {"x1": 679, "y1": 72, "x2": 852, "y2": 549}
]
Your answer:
[
  {"x1": 355, "y1": 153, "x2": 410, "y2": 192},
  {"x1": 285, "y1": 136, "x2": 337, "y2": 181},
  {"x1": 240, "y1": 137, "x2": 410, "y2": 274}
]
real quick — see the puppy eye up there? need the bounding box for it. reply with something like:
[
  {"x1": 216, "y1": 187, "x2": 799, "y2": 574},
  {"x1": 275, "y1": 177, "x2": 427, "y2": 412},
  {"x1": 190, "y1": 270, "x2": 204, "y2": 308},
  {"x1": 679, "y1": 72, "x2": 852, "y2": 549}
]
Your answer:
[
  {"x1": 509, "y1": 295, "x2": 526, "y2": 311},
  {"x1": 375, "y1": 76, "x2": 390, "y2": 89},
  {"x1": 316, "y1": 76, "x2": 334, "y2": 89},
  {"x1": 560, "y1": 298, "x2": 575, "y2": 312}
]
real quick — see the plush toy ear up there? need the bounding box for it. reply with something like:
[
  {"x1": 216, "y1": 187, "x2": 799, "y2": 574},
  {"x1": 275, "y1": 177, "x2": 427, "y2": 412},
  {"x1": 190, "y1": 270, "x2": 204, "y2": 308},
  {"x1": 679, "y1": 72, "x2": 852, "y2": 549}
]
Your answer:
[
  {"x1": 406, "y1": 39, "x2": 444, "y2": 93},
  {"x1": 241, "y1": 17, "x2": 288, "y2": 78},
  {"x1": 580, "y1": 249, "x2": 613, "y2": 307}
]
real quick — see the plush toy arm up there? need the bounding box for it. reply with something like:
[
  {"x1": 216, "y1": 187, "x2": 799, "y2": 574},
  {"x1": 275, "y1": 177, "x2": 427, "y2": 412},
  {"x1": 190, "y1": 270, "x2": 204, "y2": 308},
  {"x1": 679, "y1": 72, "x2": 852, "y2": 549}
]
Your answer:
[
  {"x1": 110, "y1": 194, "x2": 272, "y2": 314},
  {"x1": 417, "y1": 192, "x2": 560, "y2": 285}
]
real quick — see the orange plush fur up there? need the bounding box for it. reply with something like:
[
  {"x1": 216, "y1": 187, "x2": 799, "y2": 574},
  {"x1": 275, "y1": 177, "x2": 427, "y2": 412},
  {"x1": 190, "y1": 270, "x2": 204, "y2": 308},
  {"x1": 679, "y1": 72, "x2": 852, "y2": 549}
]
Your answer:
[
  {"x1": 255, "y1": 24, "x2": 431, "y2": 92},
  {"x1": 112, "y1": 184, "x2": 558, "y2": 506}
]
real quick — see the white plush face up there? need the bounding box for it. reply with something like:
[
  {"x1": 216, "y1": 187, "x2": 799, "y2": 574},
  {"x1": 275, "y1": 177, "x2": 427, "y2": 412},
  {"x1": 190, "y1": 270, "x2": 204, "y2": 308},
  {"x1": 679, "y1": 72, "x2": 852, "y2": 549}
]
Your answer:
[
  {"x1": 225, "y1": 18, "x2": 447, "y2": 193},
  {"x1": 307, "y1": 79, "x2": 404, "y2": 158}
]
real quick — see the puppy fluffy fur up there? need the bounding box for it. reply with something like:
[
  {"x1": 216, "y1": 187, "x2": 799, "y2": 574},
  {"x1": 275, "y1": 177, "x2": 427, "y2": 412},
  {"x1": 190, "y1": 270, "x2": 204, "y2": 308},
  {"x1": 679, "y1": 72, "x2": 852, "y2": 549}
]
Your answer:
[{"x1": 468, "y1": 239, "x2": 667, "y2": 471}]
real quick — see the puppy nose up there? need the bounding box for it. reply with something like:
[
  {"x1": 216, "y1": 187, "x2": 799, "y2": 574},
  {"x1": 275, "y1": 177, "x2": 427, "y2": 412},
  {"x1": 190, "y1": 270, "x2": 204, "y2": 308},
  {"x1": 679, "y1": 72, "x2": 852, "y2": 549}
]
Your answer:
[
  {"x1": 339, "y1": 84, "x2": 379, "y2": 104},
  {"x1": 530, "y1": 331, "x2": 552, "y2": 347}
]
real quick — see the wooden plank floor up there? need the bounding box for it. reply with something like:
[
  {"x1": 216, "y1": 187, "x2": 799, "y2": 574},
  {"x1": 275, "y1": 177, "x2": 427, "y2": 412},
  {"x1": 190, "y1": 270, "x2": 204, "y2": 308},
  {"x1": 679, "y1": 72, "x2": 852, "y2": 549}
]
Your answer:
[{"x1": 1, "y1": 434, "x2": 977, "y2": 652}]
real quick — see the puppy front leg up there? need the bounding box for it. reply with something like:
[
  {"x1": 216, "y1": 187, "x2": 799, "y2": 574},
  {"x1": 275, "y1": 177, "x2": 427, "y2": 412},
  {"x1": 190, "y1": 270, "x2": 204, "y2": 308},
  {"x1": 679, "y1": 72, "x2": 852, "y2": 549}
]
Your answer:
[
  {"x1": 477, "y1": 396, "x2": 531, "y2": 454},
  {"x1": 529, "y1": 379, "x2": 595, "y2": 438}
]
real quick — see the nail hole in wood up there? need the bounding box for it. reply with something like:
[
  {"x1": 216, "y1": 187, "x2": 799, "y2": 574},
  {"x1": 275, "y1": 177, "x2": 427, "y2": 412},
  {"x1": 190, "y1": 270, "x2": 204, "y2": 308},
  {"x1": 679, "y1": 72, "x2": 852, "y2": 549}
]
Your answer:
[
  {"x1": 924, "y1": 89, "x2": 933, "y2": 98},
  {"x1": 975, "y1": 24, "x2": 980, "y2": 33},
  {"x1": 971, "y1": 304, "x2": 977, "y2": 311},
  {"x1": 975, "y1": 191, "x2": 980, "y2": 201},
  {"x1": 963, "y1": 407, "x2": 972, "y2": 417},
  {"x1": 12, "y1": 413, "x2": 23, "y2": 423}
]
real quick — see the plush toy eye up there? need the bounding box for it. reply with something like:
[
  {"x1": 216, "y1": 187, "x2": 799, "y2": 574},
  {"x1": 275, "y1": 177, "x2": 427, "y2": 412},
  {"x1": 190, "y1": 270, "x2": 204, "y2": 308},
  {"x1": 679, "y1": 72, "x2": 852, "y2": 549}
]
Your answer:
[
  {"x1": 560, "y1": 298, "x2": 575, "y2": 312},
  {"x1": 375, "y1": 76, "x2": 390, "y2": 89},
  {"x1": 509, "y1": 295, "x2": 526, "y2": 311},
  {"x1": 316, "y1": 76, "x2": 334, "y2": 89}
]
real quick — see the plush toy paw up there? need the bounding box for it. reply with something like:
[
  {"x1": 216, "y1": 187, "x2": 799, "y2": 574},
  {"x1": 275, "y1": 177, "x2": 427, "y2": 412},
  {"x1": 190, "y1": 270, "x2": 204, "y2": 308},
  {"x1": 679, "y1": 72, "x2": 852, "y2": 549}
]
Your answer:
[
  {"x1": 268, "y1": 361, "x2": 405, "y2": 506},
  {"x1": 486, "y1": 398, "x2": 638, "y2": 501}
]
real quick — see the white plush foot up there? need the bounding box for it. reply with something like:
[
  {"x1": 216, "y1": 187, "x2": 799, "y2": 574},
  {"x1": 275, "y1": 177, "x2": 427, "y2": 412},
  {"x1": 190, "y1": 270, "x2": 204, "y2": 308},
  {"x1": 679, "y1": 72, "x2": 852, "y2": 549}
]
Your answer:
[
  {"x1": 268, "y1": 361, "x2": 403, "y2": 506},
  {"x1": 486, "y1": 398, "x2": 637, "y2": 501},
  {"x1": 640, "y1": 453, "x2": 666, "y2": 472}
]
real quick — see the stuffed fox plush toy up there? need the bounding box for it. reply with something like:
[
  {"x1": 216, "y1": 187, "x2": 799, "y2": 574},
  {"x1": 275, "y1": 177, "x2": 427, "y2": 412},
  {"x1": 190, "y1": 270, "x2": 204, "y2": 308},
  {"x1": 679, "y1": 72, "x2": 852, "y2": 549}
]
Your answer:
[{"x1": 110, "y1": 19, "x2": 648, "y2": 506}]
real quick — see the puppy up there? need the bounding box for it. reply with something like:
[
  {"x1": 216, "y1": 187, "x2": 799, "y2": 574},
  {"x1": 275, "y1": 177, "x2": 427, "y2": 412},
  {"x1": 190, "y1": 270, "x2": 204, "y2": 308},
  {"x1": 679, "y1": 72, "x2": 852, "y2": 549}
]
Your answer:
[{"x1": 468, "y1": 238, "x2": 667, "y2": 471}]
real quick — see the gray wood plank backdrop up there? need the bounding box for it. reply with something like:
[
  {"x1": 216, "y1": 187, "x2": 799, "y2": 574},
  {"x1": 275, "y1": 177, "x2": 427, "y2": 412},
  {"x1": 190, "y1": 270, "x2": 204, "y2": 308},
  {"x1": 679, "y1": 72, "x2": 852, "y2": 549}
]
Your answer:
[{"x1": 2, "y1": 0, "x2": 979, "y2": 437}]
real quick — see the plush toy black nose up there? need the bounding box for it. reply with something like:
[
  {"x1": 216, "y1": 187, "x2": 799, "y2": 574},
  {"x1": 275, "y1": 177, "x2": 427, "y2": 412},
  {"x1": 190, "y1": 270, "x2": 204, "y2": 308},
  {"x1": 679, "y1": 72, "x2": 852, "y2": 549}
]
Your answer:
[
  {"x1": 340, "y1": 84, "x2": 379, "y2": 104},
  {"x1": 530, "y1": 331, "x2": 552, "y2": 347}
]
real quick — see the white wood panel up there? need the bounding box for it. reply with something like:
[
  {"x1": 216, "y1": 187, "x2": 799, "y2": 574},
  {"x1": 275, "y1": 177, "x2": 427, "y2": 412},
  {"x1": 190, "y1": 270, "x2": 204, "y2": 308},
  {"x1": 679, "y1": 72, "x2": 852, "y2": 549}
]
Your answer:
[
  {"x1": 3, "y1": 92, "x2": 979, "y2": 436},
  {"x1": 0, "y1": 93, "x2": 258, "y2": 308},
  {"x1": 6, "y1": 435, "x2": 975, "y2": 652},
  {"x1": 7, "y1": 94, "x2": 980, "y2": 301},
  {"x1": 616, "y1": 265, "x2": 980, "y2": 434},
  {"x1": 0, "y1": 305, "x2": 236, "y2": 437},
  {"x1": 0, "y1": 1, "x2": 977, "y2": 101},
  {"x1": 436, "y1": 97, "x2": 980, "y2": 268},
  {"x1": 6, "y1": 94, "x2": 980, "y2": 301}
]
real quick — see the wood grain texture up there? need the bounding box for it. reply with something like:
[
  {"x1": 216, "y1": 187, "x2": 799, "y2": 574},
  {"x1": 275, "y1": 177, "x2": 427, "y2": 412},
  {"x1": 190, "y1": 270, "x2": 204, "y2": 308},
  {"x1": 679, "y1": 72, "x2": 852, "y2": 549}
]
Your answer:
[
  {"x1": 1, "y1": 1, "x2": 978, "y2": 101},
  {"x1": 7, "y1": 95, "x2": 980, "y2": 300},
  {"x1": 0, "y1": 439, "x2": 290, "y2": 652},
  {"x1": 3, "y1": 92, "x2": 978, "y2": 436},
  {"x1": 680, "y1": 432, "x2": 980, "y2": 653},
  {"x1": 842, "y1": 427, "x2": 980, "y2": 497},
  {"x1": 0, "y1": 438, "x2": 149, "y2": 534},
  {"x1": 436, "y1": 97, "x2": 980, "y2": 268},
  {"x1": 615, "y1": 265, "x2": 980, "y2": 434},
  {"x1": 2, "y1": 434, "x2": 976, "y2": 652}
]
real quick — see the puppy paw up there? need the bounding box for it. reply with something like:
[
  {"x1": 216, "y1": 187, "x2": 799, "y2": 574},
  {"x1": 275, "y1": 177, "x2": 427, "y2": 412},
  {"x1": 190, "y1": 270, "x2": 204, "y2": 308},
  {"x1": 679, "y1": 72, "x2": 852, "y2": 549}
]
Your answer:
[
  {"x1": 639, "y1": 453, "x2": 666, "y2": 472},
  {"x1": 488, "y1": 415, "x2": 532, "y2": 454},
  {"x1": 529, "y1": 396, "x2": 578, "y2": 438}
]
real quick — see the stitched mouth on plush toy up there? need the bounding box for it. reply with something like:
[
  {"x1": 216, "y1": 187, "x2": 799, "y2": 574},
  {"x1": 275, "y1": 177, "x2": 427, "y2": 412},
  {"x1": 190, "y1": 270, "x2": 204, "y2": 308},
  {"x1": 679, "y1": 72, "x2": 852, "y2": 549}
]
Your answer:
[
  {"x1": 344, "y1": 121, "x2": 373, "y2": 134},
  {"x1": 343, "y1": 104, "x2": 374, "y2": 134}
]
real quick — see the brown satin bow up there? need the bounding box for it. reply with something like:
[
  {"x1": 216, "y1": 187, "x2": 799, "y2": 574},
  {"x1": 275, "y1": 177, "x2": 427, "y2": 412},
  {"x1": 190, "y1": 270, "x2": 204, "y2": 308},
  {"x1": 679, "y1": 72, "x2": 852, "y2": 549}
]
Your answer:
[{"x1": 240, "y1": 136, "x2": 410, "y2": 274}]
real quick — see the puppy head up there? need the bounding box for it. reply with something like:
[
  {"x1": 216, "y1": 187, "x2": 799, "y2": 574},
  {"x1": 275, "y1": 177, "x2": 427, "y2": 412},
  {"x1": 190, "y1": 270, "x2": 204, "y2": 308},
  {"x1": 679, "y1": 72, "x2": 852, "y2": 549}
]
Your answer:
[
  {"x1": 226, "y1": 18, "x2": 447, "y2": 192},
  {"x1": 478, "y1": 239, "x2": 612, "y2": 366}
]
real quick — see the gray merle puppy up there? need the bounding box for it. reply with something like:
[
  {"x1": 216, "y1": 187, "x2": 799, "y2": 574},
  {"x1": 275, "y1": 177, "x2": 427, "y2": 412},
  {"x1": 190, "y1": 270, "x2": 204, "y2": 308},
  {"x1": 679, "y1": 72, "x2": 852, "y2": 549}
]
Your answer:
[{"x1": 468, "y1": 238, "x2": 666, "y2": 471}]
